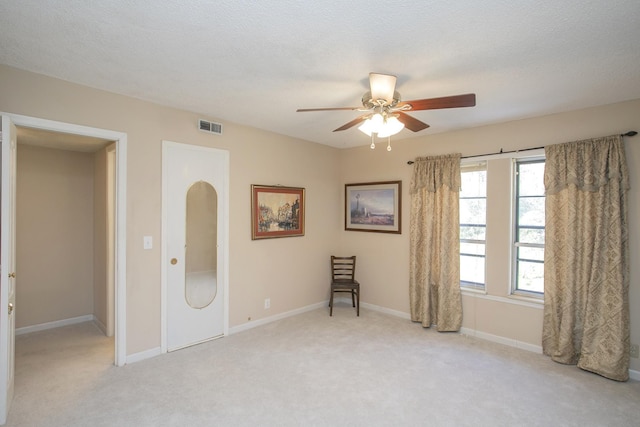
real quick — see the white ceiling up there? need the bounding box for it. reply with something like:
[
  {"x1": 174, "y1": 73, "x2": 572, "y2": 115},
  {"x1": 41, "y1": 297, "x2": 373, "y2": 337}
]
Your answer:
[{"x1": 1, "y1": 1, "x2": 640, "y2": 149}]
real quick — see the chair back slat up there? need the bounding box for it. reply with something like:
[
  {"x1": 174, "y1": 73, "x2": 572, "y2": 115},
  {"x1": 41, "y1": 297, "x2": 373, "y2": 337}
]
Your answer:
[{"x1": 331, "y1": 255, "x2": 356, "y2": 281}]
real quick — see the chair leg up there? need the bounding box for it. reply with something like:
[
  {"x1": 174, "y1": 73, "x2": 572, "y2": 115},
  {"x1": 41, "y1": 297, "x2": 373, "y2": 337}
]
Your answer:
[
  {"x1": 351, "y1": 290, "x2": 355, "y2": 307},
  {"x1": 329, "y1": 290, "x2": 334, "y2": 316},
  {"x1": 356, "y1": 288, "x2": 360, "y2": 316}
]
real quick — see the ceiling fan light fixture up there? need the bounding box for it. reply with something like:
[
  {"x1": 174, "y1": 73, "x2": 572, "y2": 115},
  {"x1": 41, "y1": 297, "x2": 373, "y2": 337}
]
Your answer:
[
  {"x1": 370, "y1": 112, "x2": 384, "y2": 128},
  {"x1": 358, "y1": 113, "x2": 384, "y2": 136},
  {"x1": 377, "y1": 116, "x2": 405, "y2": 138},
  {"x1": 358, "y1": 119, "x2": 373, "y2": 136}
]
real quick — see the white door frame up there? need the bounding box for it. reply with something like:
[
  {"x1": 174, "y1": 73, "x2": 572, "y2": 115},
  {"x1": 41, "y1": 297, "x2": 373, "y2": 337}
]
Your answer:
[
  {"x1": 106, "y1": 144, "x2": 116, "y2": 337},
  {"x1": 1, "y1": 112, "x2": 127, "y2": 367},
  {"x1": 0, "y1": 115, "x2": 17, "y2": 425},
  {"x1": 160, "y1": 140, "x2": 229, "y2": 353}
]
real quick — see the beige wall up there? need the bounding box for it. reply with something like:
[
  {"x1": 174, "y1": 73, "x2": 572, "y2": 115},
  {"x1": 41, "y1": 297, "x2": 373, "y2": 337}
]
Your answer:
[
  {"x1": 2, "y1": 64, "x2": 638, "y2": 373},
  {"x1": 16, "y1": 144, "x2": 95, "y2": 328},
  {"x1": 0, "y1": 64, "x2": 341, "y2": 355},
  {"x1": 338, "y1": 99, "x2": 640, "y2": 371}
]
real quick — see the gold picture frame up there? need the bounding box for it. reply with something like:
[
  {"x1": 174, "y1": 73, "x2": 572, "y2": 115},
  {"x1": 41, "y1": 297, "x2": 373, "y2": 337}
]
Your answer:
[{"x1": 251, "y1": 185, "x2": 305, "y2": 240}]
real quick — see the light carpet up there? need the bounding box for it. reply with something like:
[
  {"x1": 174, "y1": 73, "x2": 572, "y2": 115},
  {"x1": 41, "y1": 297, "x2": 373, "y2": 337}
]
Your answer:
[{"x1": 7, "y1": 306, "x2": 640, "y2": 426}]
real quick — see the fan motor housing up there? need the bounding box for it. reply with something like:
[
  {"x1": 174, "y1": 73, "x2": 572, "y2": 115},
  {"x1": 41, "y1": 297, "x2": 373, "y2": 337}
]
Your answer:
[{"x1": 362, "y1": 91, "x2": 401, "y2": 109}]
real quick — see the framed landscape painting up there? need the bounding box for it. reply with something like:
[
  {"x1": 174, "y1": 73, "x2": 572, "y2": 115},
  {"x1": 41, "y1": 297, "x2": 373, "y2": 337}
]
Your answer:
[
  {"x1": 345, "y1": 181, "x2": 401, "y2": 233},
  {"x1": 251, "y1": 185, "x2": 305, "y2": 240}
]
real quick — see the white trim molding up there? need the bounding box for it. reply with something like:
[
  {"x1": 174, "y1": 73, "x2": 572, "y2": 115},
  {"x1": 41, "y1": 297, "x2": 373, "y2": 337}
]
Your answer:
[
  {"x1": 126, "y1": 347, "x2": 162, "y2": 365},
  {"x1": 15, "y1": 315, "x2": 94, "y2": 336},
  {"x1": 1, "y1": 112, "x2": 128, "y2": 367},
  {"x1": 359, "y1": 301, "x2": 411, "y2": 320},
  {"x1": 373, "y1": 304, "x2": 640, "y2": 381},
  {"x1": 229, "y1": 302, "x2": 327, "y2": 335},
  {"x1": 459, "y1": 327, "x2": 543, "y2": 353}
]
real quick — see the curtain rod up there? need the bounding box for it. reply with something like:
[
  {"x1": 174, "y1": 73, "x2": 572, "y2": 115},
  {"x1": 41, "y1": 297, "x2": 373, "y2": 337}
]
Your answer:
[{"x1": 406, "y1": 131, "x2": 638, "y2": 165}]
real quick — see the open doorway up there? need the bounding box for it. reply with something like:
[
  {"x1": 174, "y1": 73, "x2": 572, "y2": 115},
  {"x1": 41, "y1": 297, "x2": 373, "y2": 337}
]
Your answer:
[
  {"x1": 0, "y1": 113, "x2": 127, "y2": 367},
  {"x1": 1, "y1": 114, "x2": 127, "y2": 422},
  {"x1": 15, "y1": 127, "x2": 115, "y2": 342}
]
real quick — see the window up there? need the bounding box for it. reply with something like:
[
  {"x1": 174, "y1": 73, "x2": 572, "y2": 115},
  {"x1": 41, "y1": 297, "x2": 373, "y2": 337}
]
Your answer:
[
  {"x1": 460, "y1": 162, "x2": 487, "y2": 289},
  {"x1": 513, "y1": 158, "x2": 545, "y2": 294}
]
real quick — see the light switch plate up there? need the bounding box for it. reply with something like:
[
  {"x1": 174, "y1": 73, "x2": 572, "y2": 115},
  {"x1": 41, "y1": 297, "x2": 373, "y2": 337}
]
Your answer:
[{"x1": 143, "y1": 236, "x2": 153, "y2": 250}]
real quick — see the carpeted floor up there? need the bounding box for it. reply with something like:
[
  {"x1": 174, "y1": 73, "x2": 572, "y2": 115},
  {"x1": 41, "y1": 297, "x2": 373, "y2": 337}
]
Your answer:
[{"x1": 7, "y1": 306, "x2": 640, "y2": 426}]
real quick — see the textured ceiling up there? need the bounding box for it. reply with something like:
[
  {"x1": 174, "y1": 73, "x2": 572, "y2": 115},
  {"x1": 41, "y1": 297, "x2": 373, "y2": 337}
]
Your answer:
[{"x1": 1, "y1": 1, "x2": 640, "y2": 148}]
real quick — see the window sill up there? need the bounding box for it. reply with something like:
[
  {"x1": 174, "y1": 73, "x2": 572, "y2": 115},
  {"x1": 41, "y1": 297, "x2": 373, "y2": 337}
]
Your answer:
[
  {"x1": 509, "y1": 292, "x2": 544, "y2": 305},
  {"x1": 461, "y1": 289, "x2": 544, "y2": 309},
  {"x1": 460, "y1": 286, "x2": 486, "y2": 295}
]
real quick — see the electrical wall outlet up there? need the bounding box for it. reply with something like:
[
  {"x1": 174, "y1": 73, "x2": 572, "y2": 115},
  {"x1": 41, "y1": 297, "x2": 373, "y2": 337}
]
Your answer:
[
  {"x1": 264, "y1": 298, "x2": 270, "y2": 310},
  {"x1": 631, "y1": 343, "x2": 639, "y2": 359}
]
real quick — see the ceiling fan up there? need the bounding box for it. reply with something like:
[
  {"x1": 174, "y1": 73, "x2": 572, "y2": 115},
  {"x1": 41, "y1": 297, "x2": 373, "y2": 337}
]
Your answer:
[{"x1": 297, "y1": 73, "x2": 476, "y2": 149}]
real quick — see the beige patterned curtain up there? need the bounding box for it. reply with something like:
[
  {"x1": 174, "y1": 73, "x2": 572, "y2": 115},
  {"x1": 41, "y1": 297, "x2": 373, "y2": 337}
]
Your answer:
[
  {"x1": 542, "y1": 135, "x2": 630, "y2": 381},
  {"x1": 409, "y1": 154, "x2": 462, "y2": 331}
]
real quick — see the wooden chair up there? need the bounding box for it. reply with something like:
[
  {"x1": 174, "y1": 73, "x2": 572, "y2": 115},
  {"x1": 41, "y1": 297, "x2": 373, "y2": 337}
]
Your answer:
[{"x1": 329, "y1": 256, "x2": 360, "y2": 316}]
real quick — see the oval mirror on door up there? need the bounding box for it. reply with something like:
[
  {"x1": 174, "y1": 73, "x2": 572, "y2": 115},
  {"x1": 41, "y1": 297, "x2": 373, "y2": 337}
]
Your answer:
[{"x1": 185, "y1": 181, "x2": 218, "y2": 309}]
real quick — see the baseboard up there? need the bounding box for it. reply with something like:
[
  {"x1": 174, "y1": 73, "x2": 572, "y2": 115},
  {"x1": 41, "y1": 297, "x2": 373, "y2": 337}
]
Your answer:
[
  {"x1": 459, "y1": 327, "x2": 543, "y2": 353},
  {"x1": 127, "y1": 301, "x2": 326, "y2": 363},
  {"x1": 459, "y1": 327, "x2": 640, "y2": 381},
  {"x1": 352, "y1": 300, "x2": 545, "y2": 354},
  {"x1": 126, "y1": 346, "x2": 162, "y2": 364},
  {"x1": 124, "y1": 299, "x2": 640, "y2": 381},
  {"x1": 359, "y1": 301, "x2": 411, "y2": 320},
  {"x1": 93, "y1": 316, "x2": 108, "y2": 335},
  {"x1": 229, "y1": 301, "x2": 327, "y2": 335},
  {"x1": 16, "y1": 314, "x2": 94, "y2": 336},
  {"x1": 332, "y1": 297, "x2": 412, "y2": 320},
  {"x1": 333, "y1": 301, "x2": 639, "y2": 382}
]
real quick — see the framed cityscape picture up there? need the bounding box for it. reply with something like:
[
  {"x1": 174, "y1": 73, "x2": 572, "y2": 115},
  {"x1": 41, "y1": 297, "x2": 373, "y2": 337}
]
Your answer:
[{"x1": 251, "y1": 185, "x2": 305, "y2": 240}]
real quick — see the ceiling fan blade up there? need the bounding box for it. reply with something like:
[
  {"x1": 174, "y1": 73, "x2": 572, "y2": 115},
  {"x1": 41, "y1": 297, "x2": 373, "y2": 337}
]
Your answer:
[
  {"x1": 396, "y1": 112, "x2": 430, "y2": 132},
  {"x1": 333, "y1": 114, "x2": 369, "y2": 132},
  {"x1": 369, "y1": 73, "x2": 397, "y2": 104},
  {"x1": 297, "y1": 106, "x2": 361, "y2": 112},
  {"x1": 398, "y1": 93, "x2": 476, "y2": 111}
]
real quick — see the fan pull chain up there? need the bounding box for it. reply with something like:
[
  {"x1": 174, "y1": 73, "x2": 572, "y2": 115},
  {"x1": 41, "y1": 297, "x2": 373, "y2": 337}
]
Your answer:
[
  {"x1": 370, "y1": 134, "x2": 375, "y2": 149},
  {"x1": 387, "y1": 137, "x2": 392, "y2": 151}
]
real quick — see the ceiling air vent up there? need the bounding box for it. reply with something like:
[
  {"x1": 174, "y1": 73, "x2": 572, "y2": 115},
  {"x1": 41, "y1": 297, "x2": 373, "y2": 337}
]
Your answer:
[{"x1": 198, "y1": 119, "x2": 223, "y2": 135}]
